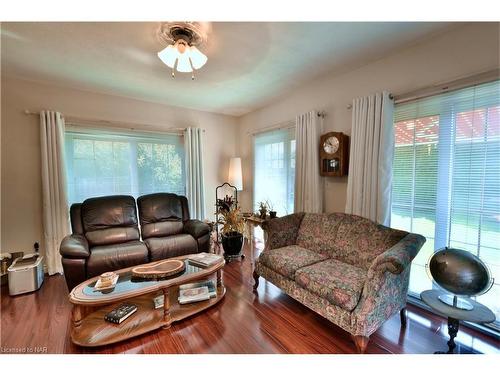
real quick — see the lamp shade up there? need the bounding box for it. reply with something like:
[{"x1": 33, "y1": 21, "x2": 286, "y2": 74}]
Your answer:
[
  {"x1": 157, "y1": 45, "x2": 177, "y2": 68},
  {"x1": 228, "y1": 157, "x2": 243, "y2": 191},
  {"x1": 189, "y1": 46, "x2": 208, "y2": 69}
]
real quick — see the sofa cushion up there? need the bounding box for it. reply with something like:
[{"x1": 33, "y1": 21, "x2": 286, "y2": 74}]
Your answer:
[
  {"x1": 87, "y1": 240, "x2": 149, "y2": 278},
  {"x1": 144, "y1": 234, "x2": 198, "y2": 260},
  {"x1": 295, "y1": 213, "x2": 345, "y2": 257},
  {"x1": 258, "y1": 245, "x2": 329, "y2": 279},
  {"x1": 332, "y1": 215, "x2": 407, "y2": 270},
  {"x1": 296, "y1": 213, "x2": 407, "y2": 270},
  {"x1": 295, "y1": 259, "x2": 367, "y2": 311}
]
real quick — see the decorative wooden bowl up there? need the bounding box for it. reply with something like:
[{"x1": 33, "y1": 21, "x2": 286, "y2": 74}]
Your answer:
[{"x1": 131, "y1": 259, "x2": 186, "y2": 279}]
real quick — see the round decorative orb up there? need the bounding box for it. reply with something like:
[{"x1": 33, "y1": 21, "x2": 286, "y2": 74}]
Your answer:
[{"x1": 428, "y1": 247, "x2": 491, "y2": 296}]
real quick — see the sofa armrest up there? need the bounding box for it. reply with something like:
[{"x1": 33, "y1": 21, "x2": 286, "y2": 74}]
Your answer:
[
  {"x1": 367, "y1": 233, "x2": 426, "y2": 278},
  {"x1": 59, "y1": 234, "x2": 90, "y2": 259},
  {"x1": 261, "y1": 213, "x2": 305, "y2": 250},
  {"x1": 184, "y1": 219, "x2": 210, "y2": 239}
]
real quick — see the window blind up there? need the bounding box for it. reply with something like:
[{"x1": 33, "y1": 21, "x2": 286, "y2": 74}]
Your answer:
[
  {"x1": 65, "y1": 128, "x2": 185, "y2": 205},
  {"x1": 253, "y1": 127, "x2": 296, "y2": 216},
  {"x1": 392, "y1": 80, "x2": 500, "y2": 330}
]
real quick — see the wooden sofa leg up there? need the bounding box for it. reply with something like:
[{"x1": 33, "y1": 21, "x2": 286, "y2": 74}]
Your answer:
[
  {"x1": 252, "y1": 269, "x2": 259, "y2": 291},
  {"x1": 400, "y1": 307, "x2": 407, "y2": 327},
  {"x1": 351, "y1": 335, "x2": 369, "y2": 354}
]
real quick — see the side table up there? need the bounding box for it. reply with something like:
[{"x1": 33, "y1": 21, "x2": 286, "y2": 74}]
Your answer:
[
  {"x1": 420, "y1": 289, "x2": 496, "y2": 354},
  {"x1": 242, "y1": 215, "x2": 268, "y2": 246}
]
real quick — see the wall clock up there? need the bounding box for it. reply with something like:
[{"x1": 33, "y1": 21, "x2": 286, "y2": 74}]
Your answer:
[{"x1": 319, "y1": 132, "x2": 349, "y2": 177}]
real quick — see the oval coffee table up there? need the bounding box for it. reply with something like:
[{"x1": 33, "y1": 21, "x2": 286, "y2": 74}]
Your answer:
[{"x1": 69, "y1": 254, "x2": 225, "y2": 347}]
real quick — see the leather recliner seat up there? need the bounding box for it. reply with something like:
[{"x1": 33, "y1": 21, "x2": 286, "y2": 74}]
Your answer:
[
  {"x1": 137, "y1": 193, "x2": 210, "y2": 260},
  {"x1": 59, "y1": 194, "x2": 210, "y2": 291}
]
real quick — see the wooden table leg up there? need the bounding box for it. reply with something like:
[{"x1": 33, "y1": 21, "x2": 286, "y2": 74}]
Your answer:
[
  {"x1": 217, "y1": 269, "x2": 224, "y2": 289},
  {"x1": 162, "y1": 289, "x2": 171, "y2": 329},
  {"x1": 435, "y1": 317, "x2": 460, "y2": 354},
  {"x1": 72, "y1": 304, "x2": 83, "y2": 329}
]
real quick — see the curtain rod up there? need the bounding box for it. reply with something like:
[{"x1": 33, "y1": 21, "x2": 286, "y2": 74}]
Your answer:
[
  {"x1": 392, "y1": 68, "x2": 499, "y2": 105},
  {"x1": 346, "y1": 94, "x2": 394, "y2": 109},
  {"x1": 346, "y1": 69, "x2": 499, "y2": 109},
  {"x1": 23, "y1": 110, "x2": 204, "y2": 134},
  {"x1": 247, "y1": 110, "x2": 326, "y2": 136}
]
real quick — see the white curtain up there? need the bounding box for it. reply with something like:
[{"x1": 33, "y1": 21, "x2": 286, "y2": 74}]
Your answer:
[
  {"x1": 184, "y1": 127, "x2": 206, "y2": 220},
  {"x1": 345, "y1": 91, "x2": 394, "y2": 225},
  {"x1": 294, "y1": 111, "x2": 323, "y2": 213},
  {"x1": 40, "y1": 111, "x2": 70, "y2": 275}
]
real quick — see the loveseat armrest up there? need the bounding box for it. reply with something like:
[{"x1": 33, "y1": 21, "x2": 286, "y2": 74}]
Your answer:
[
  {"x1": 261, "y1": 213, "x2": 305, "y2": 250},
  {"x1": 367, "y1": 233, "x2": 426, "y2": 278},
  {"x1": 59, "y1": 234, "x2": 90, "y2": 259},
  {"x1": 184, "y1": 219, "x2": 210, "y2": 239}
]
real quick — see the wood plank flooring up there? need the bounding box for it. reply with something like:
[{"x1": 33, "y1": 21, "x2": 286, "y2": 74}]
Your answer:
[{"x1": 1, "y1": 241, "x2": 498, "y2": 354}]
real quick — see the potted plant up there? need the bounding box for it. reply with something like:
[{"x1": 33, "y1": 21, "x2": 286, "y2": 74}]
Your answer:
[
  {"x1": 257, "y1": 201, "x2": 268, "y2": 219},
  {"x1": 266, "y1": 200, "x2": 277, "y2": 219},
  {"x1": 216, "y1": 199, "x2": 245, "y2": 258}
]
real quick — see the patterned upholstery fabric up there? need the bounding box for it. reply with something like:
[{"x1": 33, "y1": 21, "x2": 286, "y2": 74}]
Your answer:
[
  {"x1": 295, "y1": 259, "x2": 367, "y2": 311},
  {"x1": 254, "y1": 212, "x2": 426, "y2": 339},
  {"x1": 259, "y1": 245, "x2": 329, "y2": 279},
  {"x1": 296, "y1": 213, "x2": 407, "y2": 270},
  {"x1": 262, "y1": 213, "x2": 305, "y2": 251},
  {"x1": 295, "y1": 213, "x2": 344, "y2": 257}
]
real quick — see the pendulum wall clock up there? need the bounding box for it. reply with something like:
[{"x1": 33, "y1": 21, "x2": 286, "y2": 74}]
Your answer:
[{"x1": 319, "y1": 132, "x2": 349, "y2": 177}]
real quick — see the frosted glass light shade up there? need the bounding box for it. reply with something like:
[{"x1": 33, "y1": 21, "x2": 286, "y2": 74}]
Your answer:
[
  {"x1": 228, "y1": 157, "x2": 243, "y2": 191},
  {"x1": 157, "y1": 45, "x2": 177, "y2": 68},
  {"x1": 176, "y1": 53, "x2": 192, "y2": 72},
  {"x1": 189, "y1": 46, "x2": 208, "y2": 69}
]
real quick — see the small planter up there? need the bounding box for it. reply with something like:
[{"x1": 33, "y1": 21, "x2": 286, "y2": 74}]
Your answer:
[
  {"x1": 269, "y1": 211, "x2": 277, "y2": 219},
  {"x1": 221, "y1": 231, "x2": 244, "y2": 257}
]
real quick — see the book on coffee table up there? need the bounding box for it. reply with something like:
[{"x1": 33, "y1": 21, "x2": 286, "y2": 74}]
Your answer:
[
  {"x1": 188, "y1": 253, "x2": 223, "y2": 268},
  {"x1": 180, "y1": 280, "x2": 217, "y2": 298},
  {"x1": 152, "y1": 280, "x2": 217, "y2": 309},
  {"x1": 178, "y1": 286, "x2": 210, "y2": 304},
  {"x1": 104, "y1": 303, "x2": 137, "y2": 324}
]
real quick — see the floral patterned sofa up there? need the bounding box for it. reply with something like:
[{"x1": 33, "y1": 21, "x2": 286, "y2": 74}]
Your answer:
[{"x1": 253, "y1": 212, "x2": 425, "y2": 353}]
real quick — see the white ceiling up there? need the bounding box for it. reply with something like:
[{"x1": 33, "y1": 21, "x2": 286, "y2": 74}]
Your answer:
[{"x1": 1, "y1": 22, "x2": 457, "y2": 116}]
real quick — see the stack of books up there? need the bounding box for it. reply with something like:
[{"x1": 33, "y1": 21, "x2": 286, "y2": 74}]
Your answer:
[
  {"x1": 153, "y1": 280, "x2": 217, "y2": 308},
  {"x1": 188, "y1": 253, "x2": 222, "y2": 268}
]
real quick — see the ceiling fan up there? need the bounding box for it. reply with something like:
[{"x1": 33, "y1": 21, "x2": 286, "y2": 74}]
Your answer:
[{"x1": 157, "y1": 22, "x2": 210, "y2": 80}]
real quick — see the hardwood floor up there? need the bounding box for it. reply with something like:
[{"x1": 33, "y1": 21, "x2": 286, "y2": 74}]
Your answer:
[{"x1": 1, "y1": 242, "x2": 498, "y2": 354}]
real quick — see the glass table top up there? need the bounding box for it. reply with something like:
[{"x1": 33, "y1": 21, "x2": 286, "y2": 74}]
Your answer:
[{"x1": 82, "y1": 260, "x2": 205, "y2": 299}]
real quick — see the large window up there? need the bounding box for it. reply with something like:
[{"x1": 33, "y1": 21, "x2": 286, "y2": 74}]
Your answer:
[
  {"x1": 391, "y1": 80, "x2": 500, "y2": 330},
  {"x1": 65, "y1": 128, "x2": 185, "y2": 205},
  {"x1": 253, "y1": 127, "x2": 296, "y2": 216}
]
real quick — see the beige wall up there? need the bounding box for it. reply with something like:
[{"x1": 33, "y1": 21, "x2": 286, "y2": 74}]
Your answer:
[
  {"x1": 0, "y1": 78, "x2": 238, "y2": 258},
  {"x1": 237, "y1": 22, "x2": 500, "y2": 213}
]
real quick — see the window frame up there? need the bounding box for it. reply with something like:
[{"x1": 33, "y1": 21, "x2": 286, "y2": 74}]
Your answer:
[{"x1": 65, "y1": 126, "x2": 185, "y2": 205}]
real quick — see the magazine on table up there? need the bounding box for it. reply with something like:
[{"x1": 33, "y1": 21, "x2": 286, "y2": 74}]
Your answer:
[
  {"x1": 180, "y1": 280, "x2": 217, "y2": 298},
  {"x1": 153, "y1": 280, "x2": 217, "y2": 308},
  {"x1": 188, "y1": 252, "x2": 222, "y2": 268},
  {"x1": 178, "y1": 286, "x2": 210, "y2": 304}
]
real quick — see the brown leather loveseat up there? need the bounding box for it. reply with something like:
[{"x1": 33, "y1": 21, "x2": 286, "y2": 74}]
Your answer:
[{"x1": 60, "y1": 193, "x2": 210, "y2": 290}]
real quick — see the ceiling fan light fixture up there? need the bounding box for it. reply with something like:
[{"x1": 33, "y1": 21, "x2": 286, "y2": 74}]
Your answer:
[
  {"x1": 157, "y1": 45, "x2": 177, "y2": 68},
  {"x1": 157, "y1": 22, "x2": 209, "y2": 78},
  {"x1": 189, "y1": 45, "x2": 207, "y2": 70},
  {"x1": 176, "y1": 53, "x2": 193, "y2": 73}
]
